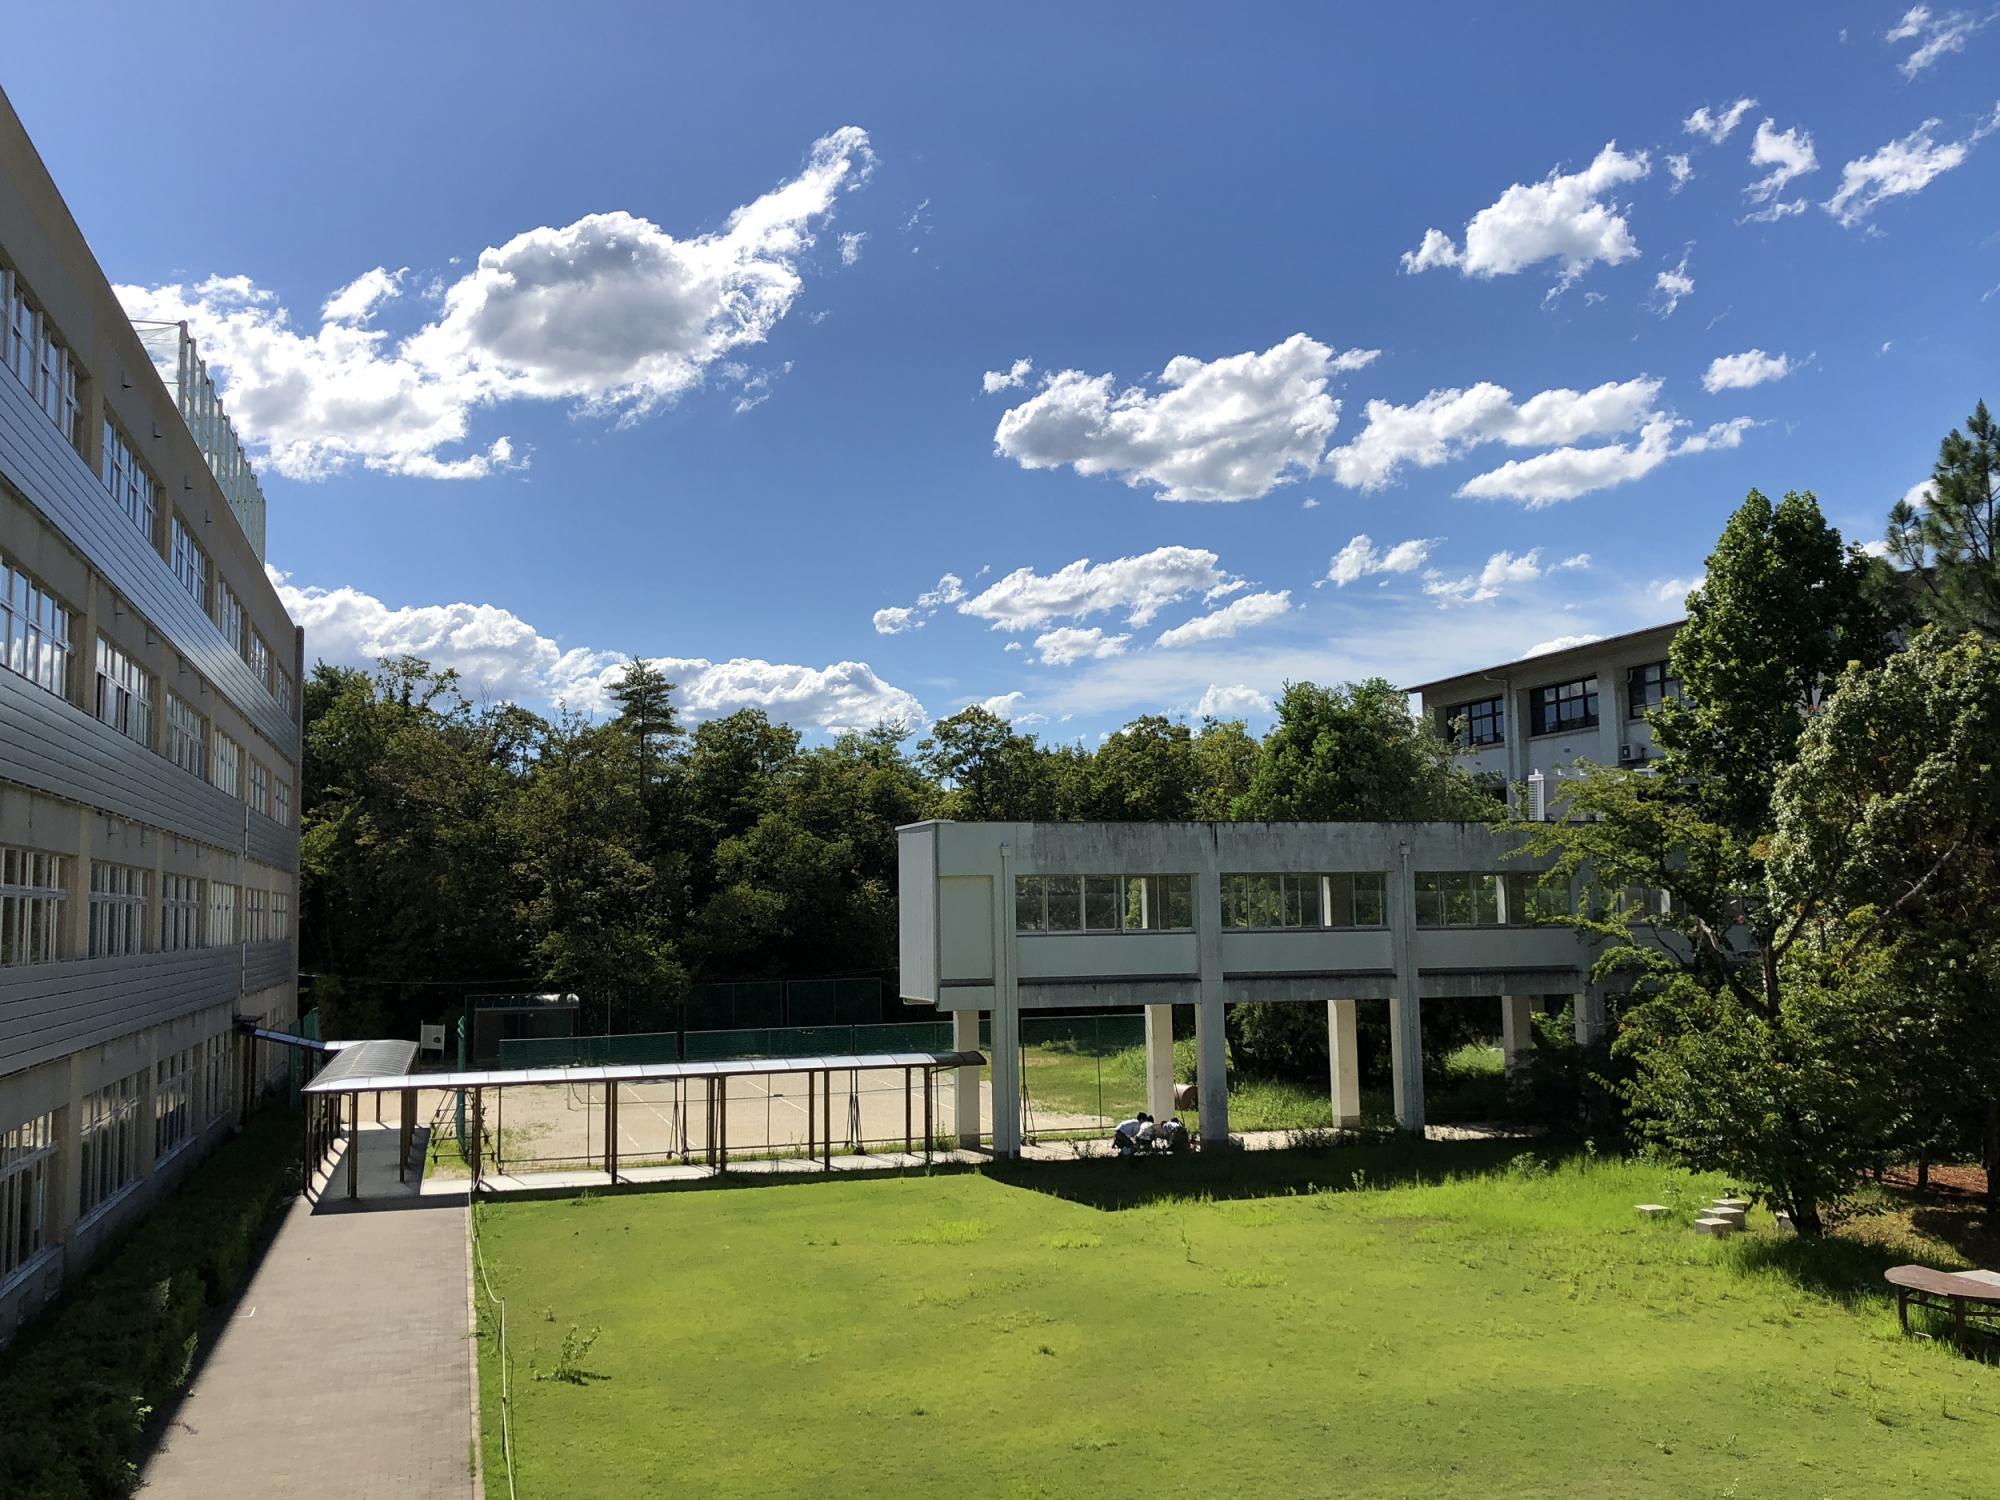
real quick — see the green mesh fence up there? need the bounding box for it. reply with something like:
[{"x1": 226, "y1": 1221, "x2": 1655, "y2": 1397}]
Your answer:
[
  {"x1": 683, "y1": 976, "x2": 881, "y2": 1031},
  {"x1": 499, "y1": 1030, "x2": 683, "y2": 1069},
  {"x1": 498, "y1": 1020, "x2": 954, "y2": 1069}
]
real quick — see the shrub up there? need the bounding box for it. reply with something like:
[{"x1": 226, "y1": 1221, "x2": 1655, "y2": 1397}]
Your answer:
[{"x1": 0, "y1": 1112, "x2": 301, "y2": 1500}]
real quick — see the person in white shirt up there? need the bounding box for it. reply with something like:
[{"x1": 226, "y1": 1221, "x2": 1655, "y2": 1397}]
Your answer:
[{"x1": 1113, "y1": 1114, "x2": 1145, "y2": 1154}]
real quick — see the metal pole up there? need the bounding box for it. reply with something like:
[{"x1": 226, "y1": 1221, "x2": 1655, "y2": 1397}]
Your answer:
[
  {"x1": 471, "y1": 1087, "x2": 484, "y2": 1192},
  {"x1": 807, "y1": 1069, "x2": 816, "y2": 1161},
  {"x1": 300, "y1": 1094, "x2": 311, "y2": 1198},
  {"x1": 924, "y1": 1068, "x2": 934, "y2": 1163},
  {"x1": 605, "y1": 1081, "x2": 619, "y2": 1183},
  {"x1": 399, "y1": 1089, "x2": 414, "y2": 1183},
  {"x1": 905, "y1": 1067, "x2": 913, "y2": 1157},
  {"x1": 346, "y1": 1097, "x2": 359, "y2": 1200},
  {"x1": 823, "y1": 1069, "x2": 832, "y2": 1170},
  {"x1": 496, "y1": 1086, "x2": 504, "y2": 1173},
  {"x1": 718, "y1": 1076, "x2": 727, "y2": 1176}
]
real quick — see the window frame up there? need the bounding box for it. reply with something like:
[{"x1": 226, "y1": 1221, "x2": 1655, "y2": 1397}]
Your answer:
[
  {"x1": 1529, "y1": 676, "x2": 1599, "y2": 737},
  {"x1": 1014, "y1": 873, "x2": 1195, "y2": 934},
  {"x1": 88, "y1": 860, "x2": 149, "y2": 959},
  {"x1": 78, "y1": 1072, "x2": 143, "y2": 1220},
  {"x1": 1443, "y1": 694, "x2": 1505, "y2": 748},
  {"x1": 1, "y1": 553, "x2": 74, "y2": 702},
  {"x1": 1626, "y1": 660, "x2": 1680, "y2": 718},
  {"x1": 0, "y1": 847, "x2": 66, "y2": 966},
  {"x1": 1221, "y1": 872, "x2": 1389, "y2": 931},
  {"x1": 0, "y1": 1110, "x2": 56, "y2": 1286},
  {"x1": 95, "y1": 635, "x2": 154, "y2": 747}
]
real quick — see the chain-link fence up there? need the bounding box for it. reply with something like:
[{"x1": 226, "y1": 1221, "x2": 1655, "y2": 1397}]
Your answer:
[{"x1": 1018, "y1": 1012, "x2": 1147, "y2": 1143}]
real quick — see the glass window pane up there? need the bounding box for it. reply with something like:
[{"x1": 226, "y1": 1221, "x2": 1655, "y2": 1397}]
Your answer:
[
  {"x1": 1325, "y1": 874, "x2": 1354, "y2": 928},
  {"x1": 1295, "y1": 874, "x2": 1322, "y2": 928},
  {"x1": 1083, "y1": 875, "x2": 1120, "y2": 931},
  {"x1": 1044, "y1": 876, "x2": 1081, "y2": 931},
  {"x1": 1164, "y1": 875, "x2": 1192, "y2": 930},
  {"x1": 1015, "y1": 877, "x2": 1044, "y2": 932},
  {"x1": 1280, "y1": 876, "x2": 1302, "y2": 928},
  {"x1": 1124, "y1": 876, "x2": 1153, "y2": 931},
  {"x1": 1473, "y1": 874, "x2": 1501, "y2": 926}
]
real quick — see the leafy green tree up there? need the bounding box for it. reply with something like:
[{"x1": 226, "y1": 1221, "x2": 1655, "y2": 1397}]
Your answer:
[
  {"x1": 1771, "y1": 628, "x2": 2000, "y2": 1220},
  {"x1": 1189, "y1": 716, "x2": 1260, "y2": 820},
  {"x1": 1651, "y1": 489, "x2": 1896, "y2": 843},
  {"x1": 917, "y1": 707, "x2": 1059, "y2": 820},
  {"x1": 1081, "y1": 716, "x2": 1197, "y2": 820},
  {"x1": 1233, "y1": 679, "x2": 1491, "y2": 820},
  {"x1": 1888, "y1": 400, "x2": 2000, "y2": 637}
]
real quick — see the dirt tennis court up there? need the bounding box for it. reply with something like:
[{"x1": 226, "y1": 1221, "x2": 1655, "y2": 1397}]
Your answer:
[{"x1": 420, "y1": 1068, "x2": 1108, "y2": 1171}]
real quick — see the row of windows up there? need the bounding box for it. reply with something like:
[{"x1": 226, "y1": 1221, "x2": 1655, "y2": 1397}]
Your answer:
[
  {"x1": 2, "y1": 552, "x2": 290, "y2": 820},
  {"x1": 3, "y1": 255, "x2": 295, "y2": 715},
  {"x1": 1413, "y1": 872, "x2": 1571, "y2": 928},
  {"x1": 1222, "y1": 872, "x2": 1388, "y2": 930},
  {"x1": 2, "y1": 845, "x2": 290, "y2": 965},
  {"x1": 1441, "y1": 661, "x2": 1684, "y2": 748},
  {"x1": 1015, "y1": 874, "x2": 1195, "y2": 933},
  {"x1": 2, "y1": 1036, "x2": 233, "y2": 1286}
]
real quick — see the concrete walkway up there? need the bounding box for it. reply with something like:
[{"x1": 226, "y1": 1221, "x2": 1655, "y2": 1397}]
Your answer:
[{"x1": 141, "y1": 1123, "x2": 476, "y2": 1500}]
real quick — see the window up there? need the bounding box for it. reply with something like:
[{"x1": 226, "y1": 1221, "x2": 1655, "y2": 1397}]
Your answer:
[
  {"x1": 271, "y1": 890, "x2": 291, "y2": 941},
  {"x1": 166, "y1": 691, "x2": 206, "y2": 776},
  {"x1": 88, "y1": 861, "x2": 148, "y2": 958},
  {"x1": 247, "y1": 629, "x2": 271, "y2": 689},
  {"x1": 209, "y1": 883, "x2": 237, "y2": 945},
  {"x1": 0, "y1": 847, "x2": 65, "y2": 965},
  {"x1": 1, "y1": 1112, "x2": 55, "y2": 1285},
  {"x1": 212, "y1": 731, "x2": 241, "y2": 797},
  {"x1": 248, "y1": 758, "x2": 269, "y2": 818},
  {"x1": 273, "y1": 779, "x2": 292, "y2": 828},
  {"x1": 1014, "y1": 874, "x2": 1194, "y2": 933},
  {"x1": 78, "y1": 1073, "x2": 143, "y2": 1218},
  {"x1": 155, "y1": 1048, "x2": 193, "y2": 1160},
  {"x1": 1414, "y1": 872, "x2": 1504, "y2": 928},
  {"x1": 1618, "y1": 885, "x2": 1673, "y2": 922},
  {"x1": 201, "y1": 1034, "x2": 232, "y2": 1125},
  {"x1": 1627, "y1": 660, "x2": 1680, "y2": 717},
  {"x1": 1504, "y1": 872, "x2": 1572, "y2": 924},
  {"x1": 1443, "y1": 695, "x2": 1505, "y2": 748},
  {"x1": 169, "y1": 516, "x2": 206, "y2": 611},
  {"x1": 244, "y1": 886, "x2": 268, "y2": 943},
  {"x1": 101, "y1": 419, "x2": 157, "y2": 543},
  {"x1": 1222, "y1": 873, "x2": 1388, "y2": 929},
  {"x1": 95, "y1": 636, "x2": 153, "y2": 746},
  {"x1": 3, "y1": 267, "x2": 79, "y2": 447},
  {"x1": 1530, "y1": 677, "x2": 1599, "y2": 736},
  {"x1": 211, "y1": 575, "x2": 244, "y2": 655},
  {"x1": 2, "y1": 555, "x2": 72, "y2": 700},
  {"x1": 162, "y1": 873, "x2": 203, "y2": 951},
  {"x1": 274, "y1": 669, "x2": 293, "y2": 716}
]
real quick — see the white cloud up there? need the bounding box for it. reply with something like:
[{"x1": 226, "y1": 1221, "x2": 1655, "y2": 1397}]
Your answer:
[
  {"x1": 1862, "y1": 537, "x2": 1895, "y2": 559},
  {"x1": 1032, "y1": 626, "x2": 1130, "y2": 666},
  {"x1": 1886, "y1": 6, "x2": 1987, "y2": 78},
  {"x1": 1301, "y1": 496, "x2": 1322, "y2": 510},
  {"x1": 1195, "y1": 684, "x2": 1272, "y2": 719},
  {"x1": 981, "y1": 357, "x2": 1034, "y2": 393},
  {"x1": 1557, "y1": 553, "x2": 1592, "y2": 570},
  {"x1": 1650, "y1": 576, "x2": 1703, "y2": 606},
  {"x1": 1675, "y1": 416, "x2": 1760, "y2": 454},
  {"x1": 1326, "y1": 376, "x2": 1661, "y2": 490},
  {"x1": 1745, "y1": 119, "x2": 1819, "y2": 203},
  {"x1": 1666, "y1": 154, "x2": 1694, "y2": 193},
  {"x1": 1702, "y1": 348, "x2": 1793, "y2": 392},
  {"x1": 1824, "y1": 116, "x2": 1981, "y2": 226},
  {"x1": 1423, "y1": 548, "x2": 1546, "y2": 606},
  {"x1": 1322, "y1": 534, "x2": 1437, "y2": 587},
  {"x1": 872, "y1": 572, "x2": 966, "y2": 633},
  {"x1": 115, "y1": 127, "x2": 874, "y2": 480},
  {"x1": 272, "y1": 572, "x2": 922, "y2": 731},
  {"x1": 980, "y1": 691, "x2": 1027, "y2": 718},
  {"x1": 1524, "y1": 633, "x2": 1606, "y2": 657},
  {"x1": 1155, "y1": 590, "x2": 1293, "y2": 648},
  {"x1": 1454, "y1": 415, "x2": 1677, "y2": 506},
  {"x1": 838, "y1": 230, "x2": 867, "y2": 266},
  {"x1": 1684, "y1": 98, "x2": 1758, "y2": 145},
  {"x1": 1901, "y1": 479, "x2": 1936, "y2": 509},
  {"x1": 959, "y1": 546, "x2": 1241, "y2": 632},
  {"x1": 1738, "y1": 198, "x2": 1809, "y2": 225},
  {"x1": 991, "y1": 334, "x2": 1361, "y2": 501},
  {"x1": 1399, "y1": 143, "x2": 1649, "y2": 294},
  {"x1": 1651, "y1": 248, "x2": 1694, "y2": 317}
]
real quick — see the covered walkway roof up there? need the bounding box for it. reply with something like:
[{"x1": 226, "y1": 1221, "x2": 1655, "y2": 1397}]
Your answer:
[{"x1": 301, "y1": 1048, "x2": 987, "y2": 1096}]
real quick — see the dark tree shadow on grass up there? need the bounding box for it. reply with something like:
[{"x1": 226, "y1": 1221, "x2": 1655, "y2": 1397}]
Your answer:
[{"x1": 985, "y1": 1136, "x2": 1564, "y2": 1212}]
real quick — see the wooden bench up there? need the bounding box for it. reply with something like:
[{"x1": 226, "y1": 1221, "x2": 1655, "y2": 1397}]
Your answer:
[{"x1": 1885, "y1": 1265, "x2": 2000, "y2": 1343}]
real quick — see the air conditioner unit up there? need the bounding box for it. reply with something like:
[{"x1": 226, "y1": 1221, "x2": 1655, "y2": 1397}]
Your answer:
[{"x1": 1619, "y1": 743, "x2": 1643, "y2": 763}]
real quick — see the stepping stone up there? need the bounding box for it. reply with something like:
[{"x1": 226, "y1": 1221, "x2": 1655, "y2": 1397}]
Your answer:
[
  {"x1": 1772, "y1": 1211, "x2": 1795, "y2": 1235},
  {"x1": 1693, "y1": 1216, "x2": 1735, "y2": 1238},
  {"x1": 1635, "y1": 1204, "x2": 1670, "y2": 1219},
  {"x1": 1709, "y1": 1205, "x2": 1748, "y2": 1228},
  {"x1": 1712, "y1": 1197, "x2": 1751, "y2": 1213}
]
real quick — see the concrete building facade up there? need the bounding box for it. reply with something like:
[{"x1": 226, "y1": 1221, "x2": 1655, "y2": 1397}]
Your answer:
[
  {"x1": 0, "y1": 88, "x2": 301, "y2": 1341},
  {"x1": 1408, "y1": 621, "x2": 1682, "y2": 815},
  {"x1": 898, "y1": 820, "x2": 1610, "y2": 1156}
]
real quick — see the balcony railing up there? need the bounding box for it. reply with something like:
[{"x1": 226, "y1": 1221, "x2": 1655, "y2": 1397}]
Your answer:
[{"x1": 131, "y1": 320, "x2": 267, "y2": 560}]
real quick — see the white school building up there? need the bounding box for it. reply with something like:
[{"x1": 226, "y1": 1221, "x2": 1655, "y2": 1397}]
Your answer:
[{"x1": 897, "y1": 819, "x2": 1618, "y2": 1157}]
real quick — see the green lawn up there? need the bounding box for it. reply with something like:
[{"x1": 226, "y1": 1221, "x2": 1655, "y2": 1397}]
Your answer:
[
  {"x1": 471, "y1": 1144, "x2": 2000, "y2": 1498},
  {"x1": 1023, "y1": 1036, "x2": 1508, "y2": 1133}
]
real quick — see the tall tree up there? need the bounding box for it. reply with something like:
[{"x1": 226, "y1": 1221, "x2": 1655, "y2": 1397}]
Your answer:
[
  {"x1": 1082, "y1": 716, "x2": 1197, "y2": 820},
  {"x1": 1189, "y1": 716, "x2": 1260, "y2": 820},
  {"x1": 1771, "y1": 627, "x2": 2000, "y2": 1221},
  {"x1": 1888, "y1": 399, "x2": 2000, "y2": 637},
  {"x1": 916, "y1": 707, "x2": 1059, "y2": 820},
  {"x1": 1233, "y1": 679, "x2": 1491, "y2": 820}
]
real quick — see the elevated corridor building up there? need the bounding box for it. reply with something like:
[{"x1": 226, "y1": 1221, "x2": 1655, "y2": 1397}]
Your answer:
[{"x1": 897, "y1": 820, "x2": 1617, "y2": 1156}]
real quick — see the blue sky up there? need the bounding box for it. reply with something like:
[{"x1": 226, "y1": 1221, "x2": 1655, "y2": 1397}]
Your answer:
[{"x1": 11, "y1": 3, "x2": 1997, "y2": 738}]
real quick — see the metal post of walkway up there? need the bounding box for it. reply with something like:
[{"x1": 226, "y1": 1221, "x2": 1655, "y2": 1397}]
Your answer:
[{"x1": 346, "y1": 1099, "x2": 359, "y2": 1199}]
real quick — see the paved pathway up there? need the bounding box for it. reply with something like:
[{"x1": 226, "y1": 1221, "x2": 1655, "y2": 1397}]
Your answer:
[{"x1": 141, "y1": 1123, "x2": 476, "y2": 1499}]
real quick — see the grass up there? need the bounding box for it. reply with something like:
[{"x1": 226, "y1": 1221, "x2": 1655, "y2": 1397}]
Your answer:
[
  {"x1": 1023, "y1": 1036, "x2": 1509, "y2": 1133},
  {"x1": 471, "y1": 1144, "x2": 2000, "y2": 1499}
]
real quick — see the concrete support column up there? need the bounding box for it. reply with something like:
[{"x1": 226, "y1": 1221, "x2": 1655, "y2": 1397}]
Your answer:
[
  {"x1": 1389, "y1": 841, "x2": 1425, "y2": 1133},
  {"x1": 951, "y1": 1009, "x2": 981, "y2": 1148},
  {"x1": 1574, "y1": 988, "x2": 1607, "y2": 1046},
  {"x1": 988, "y1": 849, "x2": 1023, "y2": 1157},
  {"x1": 1501, "y1": 994, "x2": 1536, "y2": 1074},
  {"x1": 1143, "y1": 1004, "x2": 1176, "y2": 1122},
  {"x1": 1326, "y1": 999, "x2": 1361, "y2": 1127},
  {"x1": 1193, "y1": 867, "x2": 1228, "y2": 1146}
]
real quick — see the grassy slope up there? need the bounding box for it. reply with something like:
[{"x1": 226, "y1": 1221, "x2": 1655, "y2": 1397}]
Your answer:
[{"x1": 474, "y1": 1147, "x2": 1999, "y2": 1499}]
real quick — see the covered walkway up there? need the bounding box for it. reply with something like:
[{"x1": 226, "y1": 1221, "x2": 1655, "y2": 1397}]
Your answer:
[{"x1": 139, "y1": 1122, "x2": 476, "y2": 1500}]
